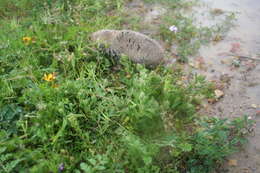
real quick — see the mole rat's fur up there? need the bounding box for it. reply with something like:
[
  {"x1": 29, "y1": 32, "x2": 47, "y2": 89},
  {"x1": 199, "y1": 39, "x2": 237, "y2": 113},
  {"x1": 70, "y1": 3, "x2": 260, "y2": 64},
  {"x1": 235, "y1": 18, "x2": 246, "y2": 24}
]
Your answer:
[{"x1": 91, "y1": 29, "x2": 165, "y2": 67}]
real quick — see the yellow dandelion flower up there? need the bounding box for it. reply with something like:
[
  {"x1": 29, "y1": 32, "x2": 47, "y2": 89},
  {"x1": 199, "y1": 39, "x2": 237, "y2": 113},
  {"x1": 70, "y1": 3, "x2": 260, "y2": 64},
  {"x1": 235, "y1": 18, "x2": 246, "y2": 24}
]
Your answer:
[
  {"x1": 22, "y1": 36, "x2": 32, "y2": 44},
  {"x1": 43, "y1": 73, "x2": 56, "y2": 82}
]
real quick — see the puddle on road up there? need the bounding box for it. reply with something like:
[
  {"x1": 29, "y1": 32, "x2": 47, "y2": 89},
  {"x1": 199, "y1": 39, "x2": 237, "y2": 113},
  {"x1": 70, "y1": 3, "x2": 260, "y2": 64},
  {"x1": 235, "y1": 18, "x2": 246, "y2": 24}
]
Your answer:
[
  {"x1": 201, "y1": 0, "x2": 260, "y2": 54},
  {"x1": 191, "y1": 0, "x2": 260, "y2": 80},
  {"x1": 197, "y1": 0, "x2": 260, "y2": 103}
]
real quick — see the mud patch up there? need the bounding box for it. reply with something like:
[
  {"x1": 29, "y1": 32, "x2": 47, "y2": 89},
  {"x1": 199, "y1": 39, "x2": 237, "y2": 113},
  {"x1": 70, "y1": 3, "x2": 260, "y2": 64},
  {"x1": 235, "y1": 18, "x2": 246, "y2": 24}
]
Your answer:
[
  {"x1": 124, "y1": 0, "x2": 260, "y2": 171},
  {"x1": 195, "y1": 0, "x2": 260, "y2": 172}
]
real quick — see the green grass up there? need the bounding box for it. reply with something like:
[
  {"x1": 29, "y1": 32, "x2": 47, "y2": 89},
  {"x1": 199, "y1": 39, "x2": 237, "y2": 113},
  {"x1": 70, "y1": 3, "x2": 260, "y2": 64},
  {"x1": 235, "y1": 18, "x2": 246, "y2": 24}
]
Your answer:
[{"x1": 0, "y1": 0, "x2": 252, "y2": 172}]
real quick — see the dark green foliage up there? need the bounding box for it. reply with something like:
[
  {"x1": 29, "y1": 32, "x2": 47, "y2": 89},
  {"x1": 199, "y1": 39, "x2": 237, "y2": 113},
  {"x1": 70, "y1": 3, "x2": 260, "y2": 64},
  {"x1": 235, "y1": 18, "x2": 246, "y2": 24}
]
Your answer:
[
  {"x1": 0, "y1": 0, "x2": 251, "y2": 173},
  {"x1": 0, "y1": 104, "x2": 24, "y2": 135}
]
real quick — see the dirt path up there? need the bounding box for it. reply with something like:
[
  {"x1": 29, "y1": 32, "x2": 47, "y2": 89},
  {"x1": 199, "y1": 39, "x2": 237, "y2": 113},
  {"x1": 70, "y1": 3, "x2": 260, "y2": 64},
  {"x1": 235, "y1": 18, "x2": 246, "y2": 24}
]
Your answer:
[
  {"x1": 125, "y1": 0, "x2": 260, "y2": 172},
  {"x1": 196, "y1": 0, "x2": 260, "y2": 172}
]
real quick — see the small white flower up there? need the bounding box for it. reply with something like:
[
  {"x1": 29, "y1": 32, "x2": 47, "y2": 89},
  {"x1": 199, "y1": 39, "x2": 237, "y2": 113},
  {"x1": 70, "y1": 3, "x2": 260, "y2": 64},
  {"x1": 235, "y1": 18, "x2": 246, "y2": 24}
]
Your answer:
[
  {"x1": 248, "y1": 116, "x2": 252, "y2": 120},
  {"x1": 169, "y1": 25, "x2": 178, "y2": 33}
]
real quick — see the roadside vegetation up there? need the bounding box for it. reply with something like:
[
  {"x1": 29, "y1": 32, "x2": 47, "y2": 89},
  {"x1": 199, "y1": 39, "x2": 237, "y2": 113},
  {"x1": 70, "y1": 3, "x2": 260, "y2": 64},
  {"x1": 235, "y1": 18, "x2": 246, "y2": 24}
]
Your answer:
[{"x1": 0, "y1": 0, "x2": 253, "y2": 172}]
